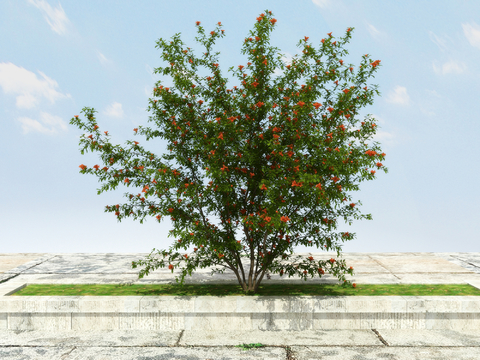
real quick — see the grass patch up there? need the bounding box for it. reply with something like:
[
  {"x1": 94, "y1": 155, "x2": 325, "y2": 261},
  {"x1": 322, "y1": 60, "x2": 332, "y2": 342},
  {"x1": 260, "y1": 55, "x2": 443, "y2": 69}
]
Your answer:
[
  {"x1": 235, "y1": 343, "x2": 265, "y2": 350},
  {"x1": 8, "y1": 283, "x2": 480, "y2": 297}
]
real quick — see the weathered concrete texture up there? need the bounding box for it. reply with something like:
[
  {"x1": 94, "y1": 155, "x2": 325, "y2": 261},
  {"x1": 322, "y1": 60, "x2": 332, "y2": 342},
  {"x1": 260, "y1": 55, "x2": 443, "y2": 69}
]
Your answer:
[
  {"x1": 1, "y1": 252, "x2": 480, "y2": 359},
  {"x1": 0, "y1": 329, "x2": 480, "y2": 359},
  {"x1": 1, "y1": 347, "x2": 480, "y2": 360},
  {"x1": 2, "y1": 252, "x2": 480, "y2": 287}
]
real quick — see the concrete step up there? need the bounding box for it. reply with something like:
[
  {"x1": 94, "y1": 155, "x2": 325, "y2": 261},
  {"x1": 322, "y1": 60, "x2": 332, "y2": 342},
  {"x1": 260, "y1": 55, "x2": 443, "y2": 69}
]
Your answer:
[{"x1": 1, "y1": 252, "x2": 480, "y2": 332}]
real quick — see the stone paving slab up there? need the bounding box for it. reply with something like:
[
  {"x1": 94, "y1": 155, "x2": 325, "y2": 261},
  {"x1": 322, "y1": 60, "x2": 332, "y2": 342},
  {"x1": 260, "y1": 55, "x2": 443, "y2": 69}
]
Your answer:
[
  {"x1": 1, "y1": 329, "x2": 480, "y2": 359},
  {"x1": 2, "y1": 252, "x2": 480, "y2": 286},
  {"x1": 0, "y1": 254, "x2": 48, "y2": 274},
  {"x1": 2, "y1": 253, "x2": 480, "y2": 296},
  {"x1": 2, "y1": 346, "x2": 480, "y2": 360},
  {"x1": 3, "y1": 329, "x2": 480, "y2": 347}
]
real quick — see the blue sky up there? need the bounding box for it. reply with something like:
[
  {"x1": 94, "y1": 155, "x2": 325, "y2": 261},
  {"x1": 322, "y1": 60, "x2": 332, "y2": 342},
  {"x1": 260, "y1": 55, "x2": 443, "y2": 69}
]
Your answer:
[{"x1": 1, "y1": 0, "x2": 479, "y2": 255}]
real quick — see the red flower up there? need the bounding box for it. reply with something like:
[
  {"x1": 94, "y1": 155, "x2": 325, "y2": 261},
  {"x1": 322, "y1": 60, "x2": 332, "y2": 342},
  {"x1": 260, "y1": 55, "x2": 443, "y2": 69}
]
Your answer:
[
  {"x1": 196, "y1": 21, "x2": 200, "y2": 26},
  {"x1": 270, "y1": 19, "x2": 277, "y2": 24}
]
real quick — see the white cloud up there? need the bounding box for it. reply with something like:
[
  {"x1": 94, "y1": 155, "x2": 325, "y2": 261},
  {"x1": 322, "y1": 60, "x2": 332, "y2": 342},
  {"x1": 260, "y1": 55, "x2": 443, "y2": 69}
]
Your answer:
[
  {"x1": 16, "y1": 112, "x2": 68, "y2": 135},
  {"x1": 432, "y1": 59, "x2": 467, "y2": 75},
  {"x1": 360, "y1": 114, "x2": 400, "y2": 148},
  {"x1": 366, "y1": 23, "x2": 381, "y2": 38},
  {"x1": 281, "y1": 53, "x2": 294, "y2": 66},
  {"x1": 0, "y1": 62, "x2": 71, "y2": 109},
  {"x1": 462, "y1": 22, "x2": 480, "y2": 50},
  {"x1": 428, "y1": 30, "x2": 468, "y2": 75},
  {"x1": 425, "y1": 89, "x2": 441, "y2": 98},
  {"x1": 103, "y1": 102, "x2": 124, "y2": 118},
  {"x1": 273, "y1": 52, "x2": 293, "y2": 77},
  {"x1": 365, "y1": 22, "x2": 388, "y2": 42},
  {"x1": 419, "y1": 107, "x2": 436, "y2": 117},
  {"x1": 97, "y1": 52, "x2": 111, "y2": 66},
  {"x1": 384, "y1": 86, "x2": 411, "y2": 106},
  {"x1": 312, "y1": 0, "x2": 331, "y2": 8},
  {"x1": 368, "y1": 128, "x2": 396, "y2": 147},
  {"x1": 28, "y1": 0, "x2": 70, "y2": 35},
  {"x1": 144, "y1": 86, "x2": 151, "y2": 98},
  {"x1": 16, "y1": 92, "x2": 38, "y2": 109},
  {"x1": 146, "y1": 64, "x2": 157, "y2": 81},
  {"x1": 428, "y1": 31, "x2": 451, "y2": 53}
]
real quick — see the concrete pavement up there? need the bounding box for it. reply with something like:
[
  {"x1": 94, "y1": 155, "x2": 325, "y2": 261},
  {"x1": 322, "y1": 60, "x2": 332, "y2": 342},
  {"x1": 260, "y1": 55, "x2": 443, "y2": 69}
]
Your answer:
[{"x1": 1, "y1": 252, "x2": 480, "y2": 359}]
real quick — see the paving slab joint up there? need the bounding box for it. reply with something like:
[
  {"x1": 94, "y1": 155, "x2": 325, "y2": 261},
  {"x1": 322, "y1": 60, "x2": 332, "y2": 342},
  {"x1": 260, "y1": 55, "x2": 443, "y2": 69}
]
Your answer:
[
  {"x1": 174, "y1": 329, "x2": 184, "y2": 346},
  {"x1": 60, "y1": 346, "x2": 76, "y2": 358},
  {"x1": 0, "y1": 274, "x2": 19, "y2": 286},
  {"x1": 285, "y1": 345, "x2": 298, "y2": 360},
  {"x1": 372, "y1": 328, "x2": 389, "y2": 346}
]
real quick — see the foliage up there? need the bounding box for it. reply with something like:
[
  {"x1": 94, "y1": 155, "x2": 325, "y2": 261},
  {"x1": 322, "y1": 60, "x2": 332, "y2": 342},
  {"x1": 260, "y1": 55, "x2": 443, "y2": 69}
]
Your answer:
[{"x1": 70, "y1": 9, "x2": 387, "y2": 295}]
